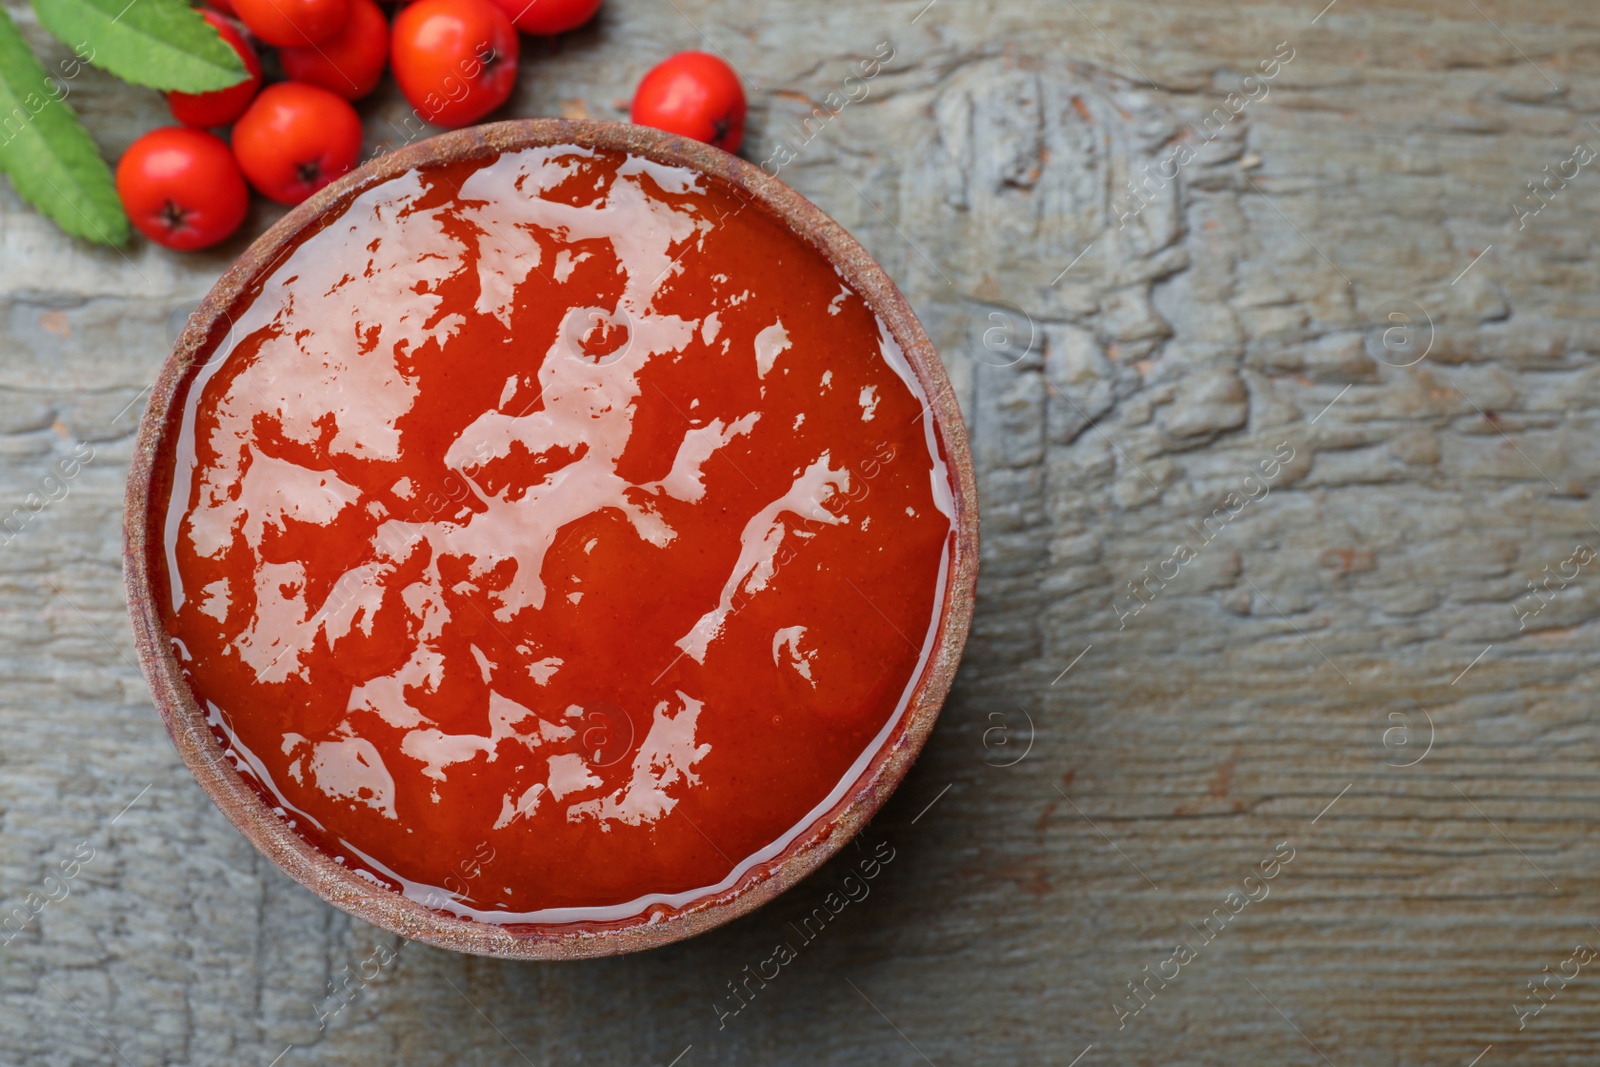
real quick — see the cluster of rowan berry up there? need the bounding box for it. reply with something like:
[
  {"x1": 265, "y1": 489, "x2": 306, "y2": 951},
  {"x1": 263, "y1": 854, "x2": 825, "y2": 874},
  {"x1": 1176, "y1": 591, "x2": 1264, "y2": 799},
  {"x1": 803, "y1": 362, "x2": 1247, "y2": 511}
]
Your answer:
[{"x1": 115, "y1": 0, "x2": 747, "y2": 251}]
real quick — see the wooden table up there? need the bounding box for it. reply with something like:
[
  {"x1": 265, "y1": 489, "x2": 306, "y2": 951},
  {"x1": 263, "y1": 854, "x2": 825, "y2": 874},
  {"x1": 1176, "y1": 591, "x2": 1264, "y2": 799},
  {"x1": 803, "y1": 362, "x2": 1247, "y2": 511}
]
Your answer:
[{"x1": 3, "y1": 0, "x2": 1598, "y2": 1063}]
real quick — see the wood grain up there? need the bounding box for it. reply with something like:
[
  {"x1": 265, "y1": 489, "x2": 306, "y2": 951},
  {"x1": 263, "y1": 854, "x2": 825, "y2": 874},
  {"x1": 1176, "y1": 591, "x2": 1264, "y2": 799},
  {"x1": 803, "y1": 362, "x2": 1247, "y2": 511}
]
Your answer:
[{"x1": 3, "y1": 0, "x2": 1600, "y2": 1063}]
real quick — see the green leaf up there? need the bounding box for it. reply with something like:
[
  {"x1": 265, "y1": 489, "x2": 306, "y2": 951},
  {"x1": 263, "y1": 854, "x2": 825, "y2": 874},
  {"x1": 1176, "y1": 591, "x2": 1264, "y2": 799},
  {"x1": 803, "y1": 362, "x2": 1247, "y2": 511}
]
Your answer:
[
  {"x1": 32, "y1": 0, "x2": 249, "y2": 93},
  {"x1": 0, "y1": 7, "x2": 128, "y2": 246}
]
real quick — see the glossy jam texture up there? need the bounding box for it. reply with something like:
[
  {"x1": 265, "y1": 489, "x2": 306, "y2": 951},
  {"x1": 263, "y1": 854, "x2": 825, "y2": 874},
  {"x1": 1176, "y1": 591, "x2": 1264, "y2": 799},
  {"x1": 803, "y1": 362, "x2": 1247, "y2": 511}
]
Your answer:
[{"x1": 159, "y1": 146, "x2": 954, "y2": 921}]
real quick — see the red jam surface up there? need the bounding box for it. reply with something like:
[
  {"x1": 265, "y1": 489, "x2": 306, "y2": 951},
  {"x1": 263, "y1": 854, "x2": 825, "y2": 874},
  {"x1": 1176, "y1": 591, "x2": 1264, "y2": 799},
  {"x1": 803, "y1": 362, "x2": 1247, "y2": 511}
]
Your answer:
[{"x1": 157, "y1": 145, "x2": 955, "y2": 922}]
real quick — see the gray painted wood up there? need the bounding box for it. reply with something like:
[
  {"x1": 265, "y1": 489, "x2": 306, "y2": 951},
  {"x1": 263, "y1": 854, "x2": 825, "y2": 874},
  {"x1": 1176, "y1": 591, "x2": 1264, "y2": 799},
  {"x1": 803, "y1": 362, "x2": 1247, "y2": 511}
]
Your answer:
[{"x1": 3, "y1": 0, "x2": 1599, "y2": 1063}]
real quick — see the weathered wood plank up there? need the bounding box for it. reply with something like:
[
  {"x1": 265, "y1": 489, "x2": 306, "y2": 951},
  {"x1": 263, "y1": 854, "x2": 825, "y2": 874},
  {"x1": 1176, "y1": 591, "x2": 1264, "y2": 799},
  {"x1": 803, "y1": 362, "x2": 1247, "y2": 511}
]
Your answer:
[{"x1": 4, "y1": 0, "x2": 1600, "y2": 1063}]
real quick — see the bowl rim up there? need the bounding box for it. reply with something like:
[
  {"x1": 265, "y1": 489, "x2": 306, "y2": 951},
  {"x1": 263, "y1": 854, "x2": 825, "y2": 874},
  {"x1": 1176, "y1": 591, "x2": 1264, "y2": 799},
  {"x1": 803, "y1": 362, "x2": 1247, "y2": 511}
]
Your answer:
[{"x1": 122, "y1": 118, "x2": 979, "y2": 960}]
